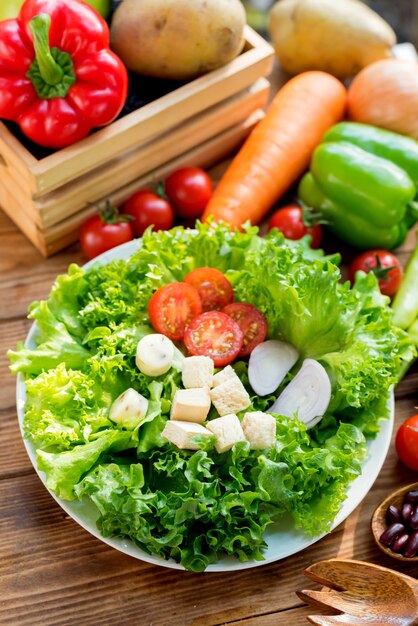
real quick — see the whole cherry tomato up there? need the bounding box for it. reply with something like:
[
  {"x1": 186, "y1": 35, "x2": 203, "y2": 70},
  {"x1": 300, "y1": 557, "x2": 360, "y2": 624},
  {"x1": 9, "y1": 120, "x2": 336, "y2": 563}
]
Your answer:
[
  {"x1": 183, "y1": 267, "x2": 234, "y2": 312},
  {"x1": 348, "y1": 250, "x2": 403, "y2": 297},
  {"x1": 148, "y1": 282, "x2": 202, "y2": 341},
  {"x1": 268, "y1": 205, "x2": 322, "y2": 249},
  {"x1": 184, "y1": 311, "x2": 243, "y2": 367},
  {"x1": 396, "y1": 415, "x2": 418, "y2": 471},
  {"x1": 80, "y1": 202, "x2": 134, "y2": 260},
  {"x1": 165, "y1": 167, "x2": 213, "y2": 219},
  {"x1": 122, "y1": 189, "x2": 174, "y2": 237}
]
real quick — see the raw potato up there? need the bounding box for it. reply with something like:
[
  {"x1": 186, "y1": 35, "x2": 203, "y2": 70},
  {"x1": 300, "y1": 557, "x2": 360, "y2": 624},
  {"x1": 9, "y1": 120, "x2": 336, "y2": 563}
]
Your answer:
[
  {"x1": 110, "y1": 0, "x2": 246, "y2": 80},
  {"x1": 268, "y1": 0, "x2": 396, "y2": 79}
]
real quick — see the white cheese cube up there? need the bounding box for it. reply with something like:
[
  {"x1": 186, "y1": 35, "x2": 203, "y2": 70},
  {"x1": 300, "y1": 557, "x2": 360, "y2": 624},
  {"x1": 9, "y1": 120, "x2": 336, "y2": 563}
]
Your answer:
[
  {"x1": 170, "y1": 388, "x2": 211, "y2": 423},
  {"x1": 206, "y1": 413, "x2": 247, "y2": 453},
  {"x1": 242, "y1": 411, "x2": 276, "y2": 449},
  {"x1": 212, "y1": 365, "x2": 238, "y2": 388},
  {"x1": 182, "y1": 356, "x2": 214, "y2": 389},
  {"x1": 162, "y1": 420, "x2": 213, "y2": 450},
  {"x1": 210, "y1": 377, "x2": 251, "y2": 416},
  {"x1": 109, "y1": 388, "x2": 149, "y2": 430}
]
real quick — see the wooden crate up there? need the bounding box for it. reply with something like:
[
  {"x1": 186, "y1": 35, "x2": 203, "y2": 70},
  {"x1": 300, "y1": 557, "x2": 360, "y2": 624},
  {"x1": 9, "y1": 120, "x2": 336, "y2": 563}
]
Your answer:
[{"x1": 0, "y1": 26, "x2": 273, "y2": 256}]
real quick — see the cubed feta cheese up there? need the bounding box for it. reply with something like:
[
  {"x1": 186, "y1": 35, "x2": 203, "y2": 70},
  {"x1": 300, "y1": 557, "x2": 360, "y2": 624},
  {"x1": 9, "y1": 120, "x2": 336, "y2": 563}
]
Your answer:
[
  {"x1": 170, "y1": 388, "x2": 211, "y2": 423},
  {"x1": 182, "y1": 355, "x2": 214, "y2": 389},
  {"x1": 242, "y1": 411, "x2": 276, "y2": 449},
  {"x1": 212, "y1": 365, "x2": 238, "y2": 388},
  {"x1": 162, "y1": 420, "x2": 213, "y2": 450},
  {"x1": 210, "y1": 376, "x2": 251, "y2": 416},
  {"x1": 206, "y1": 413, "x2": 247, "y2": 453}
]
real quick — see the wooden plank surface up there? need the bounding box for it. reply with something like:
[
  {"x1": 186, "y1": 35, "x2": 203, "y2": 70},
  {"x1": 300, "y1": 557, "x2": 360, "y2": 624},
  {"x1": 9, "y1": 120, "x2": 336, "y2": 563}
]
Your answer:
[{"x1": 1, "y1": 202, "x2": 418, "y2": 626}]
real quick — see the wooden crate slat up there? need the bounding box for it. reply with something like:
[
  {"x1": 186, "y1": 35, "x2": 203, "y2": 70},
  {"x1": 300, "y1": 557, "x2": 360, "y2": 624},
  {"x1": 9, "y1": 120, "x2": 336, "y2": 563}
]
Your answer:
[
  {"x1": 42, "y1": 110, "x2": 265, "y2": 256},
  {"x1": 36, "y1": 78, "x2": 270, "y2": 230}
]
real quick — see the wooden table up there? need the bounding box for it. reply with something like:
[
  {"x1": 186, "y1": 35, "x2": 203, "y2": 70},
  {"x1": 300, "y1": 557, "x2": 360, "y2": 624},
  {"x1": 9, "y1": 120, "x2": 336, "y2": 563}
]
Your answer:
[{"x1": 1, "y1": 207, "x2": 418, "y2": 626}]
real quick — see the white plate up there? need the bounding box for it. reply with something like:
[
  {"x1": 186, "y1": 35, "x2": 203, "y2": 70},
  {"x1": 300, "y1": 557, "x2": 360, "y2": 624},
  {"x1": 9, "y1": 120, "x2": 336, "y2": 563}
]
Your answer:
[{"x1": 16, "y1": 239, "x2": 394, "y2": 572}]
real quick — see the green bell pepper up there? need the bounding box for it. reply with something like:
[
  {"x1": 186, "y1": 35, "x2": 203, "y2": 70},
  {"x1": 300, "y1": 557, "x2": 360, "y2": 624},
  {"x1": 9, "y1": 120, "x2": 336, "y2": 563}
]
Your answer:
[
  {"x1": 298, "y1": 140, "x2": 418, "y2": 250},
  {"x1": 299, "y1": 173, "x2": 408, "y2": 250},
  {"x1": 323, "y1": 122, "x2": 418, "y2": 189}
]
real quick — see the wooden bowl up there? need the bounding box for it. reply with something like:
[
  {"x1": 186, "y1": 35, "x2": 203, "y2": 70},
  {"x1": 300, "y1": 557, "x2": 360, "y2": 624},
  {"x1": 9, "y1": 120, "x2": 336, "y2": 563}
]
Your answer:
[{"x1": 371, "y1": 482, "x2": 418, "y2": 561}]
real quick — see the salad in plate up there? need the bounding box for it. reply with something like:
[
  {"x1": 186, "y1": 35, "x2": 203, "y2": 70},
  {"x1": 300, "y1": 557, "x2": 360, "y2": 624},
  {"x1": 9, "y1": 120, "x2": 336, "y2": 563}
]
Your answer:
[{"x1": 8, "y1": 223, "x2": 414, "y2": 572}]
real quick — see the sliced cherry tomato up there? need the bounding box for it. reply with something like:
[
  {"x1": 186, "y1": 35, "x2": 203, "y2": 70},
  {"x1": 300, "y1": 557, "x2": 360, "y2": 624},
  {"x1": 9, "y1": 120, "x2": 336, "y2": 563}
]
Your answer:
[
  {"x1": 396, "y1": 415, "x2": 418, "y2": 471},
  {"x1": 80, "y1": 202, "x2": 134, "y2": 260},
  {"x1": 183, "y1": 267, "x2": 234, "y2": 312},
  {"x1": 184, "y1": 311, "x2": 243, "y2": 367},
  {"x1": 148, "y1": 283, "x2": 202, "y2": 341},
  {"x1": 122, "y1": 189, "x2": 174, "y2": 237},
  {"x1": 348, "y1": 250, "x2": 403, "y2": 298},
  {"x1": 165, "y1": 167, "x2": 213, "y2": 219},
  {"x1": 223, "y1": 302, "x2": 267, "y2": 356},
  {"x1": 268, "y1": 205, "x2": 322, "y2": 249}
]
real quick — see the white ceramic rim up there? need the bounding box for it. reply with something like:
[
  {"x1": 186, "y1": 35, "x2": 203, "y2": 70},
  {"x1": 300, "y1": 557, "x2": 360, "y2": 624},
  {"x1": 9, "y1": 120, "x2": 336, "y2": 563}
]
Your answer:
[{"x1": 16, "y1": 238, "x2": 394, "y2": 572}]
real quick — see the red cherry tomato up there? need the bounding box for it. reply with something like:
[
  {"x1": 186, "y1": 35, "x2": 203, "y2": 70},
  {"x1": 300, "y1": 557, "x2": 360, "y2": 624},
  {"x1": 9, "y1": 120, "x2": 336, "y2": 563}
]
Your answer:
[
  {"x1": 122, "y1": 189, "x2": 174, "y2": 237},
  {"x1": 348, "y1": 250, "x2": 403, "y2": 297},
  {"x1": 184, "y1": 311, "x2": 243, "y2": 367},
  {"x1": 148, "y1": 283, "x2": 202, "y2": 341},
  {"x1": 80, "y1": 207, "x2": 134, "y2": 260},
  {"x1": 165, "y1": 167, "x2": 213, "y2": 219},
  {"x1": 183, "y1": 267, "x2": 234, "y2": 312},
  {"x1": 268, "y1": 205, "x2": 322, "y2": 249},
  {"x1": 222, "y1": 303, "x2": 268, "y2": 356},
  {"x1": 396, "y1": 415, "x2": 418, "y2": 471}
]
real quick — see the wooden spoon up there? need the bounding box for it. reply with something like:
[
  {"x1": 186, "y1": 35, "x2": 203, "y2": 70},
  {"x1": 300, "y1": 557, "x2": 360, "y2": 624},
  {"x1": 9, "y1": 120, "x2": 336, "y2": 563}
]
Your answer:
[
  {"x1": 298, "y1": 558, "x2": 418, "y2": 625},
  {"x1": 371, "y1": 482, "x2": 418, "y2": 562}
]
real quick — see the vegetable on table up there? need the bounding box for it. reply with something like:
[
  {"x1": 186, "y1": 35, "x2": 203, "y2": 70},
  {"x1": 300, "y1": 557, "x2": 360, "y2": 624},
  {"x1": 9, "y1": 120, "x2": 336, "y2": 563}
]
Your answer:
[
  {"x1": 80, "y1": 201, "x2": 134, "y2": 260},
  {"x1": 392, "y1": 236, "x2": 418, "y2": 330},
  {"x1": 165, "y1": 167, "x2": 213, "y2": 219},
  {"x1": 396, "y1": 415, "x2": 418, "y2": 472},
  {"x1": 323, "y1": 123, "x2": 418, "y2": 189},
  {"x1": 298, "y1": 139, "x2": 418, "y2": 250},
  {"x1": 268, "y1": 0, "x2": 396, "y2": 80},
  {"x1": 0, "y1": 0, "x2": 128, "y2": 148},
  {"x1": 348, "y1": 60, "x2": 418, "y2": 141},
  {"x1": 348, "y1": 250, "x2": 403, "y2": 298},
  {"x1": 268, "y1": 204, "x2": 322, "y2": 249},
  {"x1": 121, "y1": 189, "x2": 174, "y2": 237},
  {"x1": 201, "y1": 71, "x2": 347, "y2": 229}
]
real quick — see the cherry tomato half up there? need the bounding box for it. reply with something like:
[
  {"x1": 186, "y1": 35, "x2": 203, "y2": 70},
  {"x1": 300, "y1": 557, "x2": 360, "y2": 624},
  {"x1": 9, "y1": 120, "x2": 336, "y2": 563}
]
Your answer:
[
  {"x1": 184, "y1": 311, "x2": 243, "y2": 367},
  {"x1": 223, "y1": 303, "x2": 268, "y2": 357},
  {"x1": 122, "y1": 189, "x2": 174, "y2": 237},
  {"x1": 268, "y1": 205, "x2": 322, "y2": 249},
  {"x1": 80, "y1": 211, "x2": 134, "y2": 260},
  {"x1": 348, "y1": 250, "x2": 403, "y2": 298},
  {"x1": 148, "y1": 283, "x2": 202, "y2": 341},
  {"x1": 165, "y1": 167, "x2": 213, "y2": 219},
  {"x1": 396, "y1": 415, "x2": 418, "y2": 471},
  {"x1": 183, "y1": 267, "x2": 234, "y2": 312}
]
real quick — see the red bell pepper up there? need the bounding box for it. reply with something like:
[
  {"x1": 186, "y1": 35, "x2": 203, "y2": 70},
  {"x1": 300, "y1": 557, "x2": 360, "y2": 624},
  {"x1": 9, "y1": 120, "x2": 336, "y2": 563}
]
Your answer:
[{"x1": 0, "y1": 0, "x2": 128, "y2": 148}]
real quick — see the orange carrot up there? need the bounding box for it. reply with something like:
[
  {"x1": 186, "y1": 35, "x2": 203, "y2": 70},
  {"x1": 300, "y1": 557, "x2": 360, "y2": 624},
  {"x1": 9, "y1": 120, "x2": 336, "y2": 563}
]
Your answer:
[{"x1": 202, "y1": 71, "x2": 347, "y2": 228}]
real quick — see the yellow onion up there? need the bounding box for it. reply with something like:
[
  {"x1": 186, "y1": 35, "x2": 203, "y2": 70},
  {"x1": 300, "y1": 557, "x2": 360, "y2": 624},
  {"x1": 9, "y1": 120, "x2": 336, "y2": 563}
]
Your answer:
[{"x1": 348, "y1": 59, "x2": 418, "y2": 140}]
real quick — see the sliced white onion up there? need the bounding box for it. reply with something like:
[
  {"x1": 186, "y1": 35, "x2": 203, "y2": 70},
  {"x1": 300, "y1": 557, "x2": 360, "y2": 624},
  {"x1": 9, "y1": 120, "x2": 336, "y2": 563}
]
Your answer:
[
  {"x1": 269, "y1": 359, "x2": 331, "y2": 425},
  {"x1": 248, "y1": 340, "x2": 299, "y2": 396}
]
